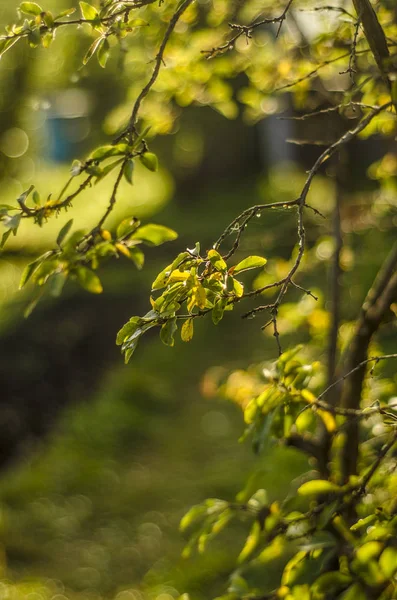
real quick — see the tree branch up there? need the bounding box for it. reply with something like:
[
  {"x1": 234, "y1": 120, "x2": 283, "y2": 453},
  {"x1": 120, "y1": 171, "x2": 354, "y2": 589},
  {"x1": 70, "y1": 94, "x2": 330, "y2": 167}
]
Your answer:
[{"x1": 340, "y1": 241, "x2": 397, "y2": 482}]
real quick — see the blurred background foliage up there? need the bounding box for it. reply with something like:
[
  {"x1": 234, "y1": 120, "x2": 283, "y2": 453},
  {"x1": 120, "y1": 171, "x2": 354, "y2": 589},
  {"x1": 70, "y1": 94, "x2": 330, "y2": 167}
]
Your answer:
[{"x1": 0, "y1": 0, "x2": 396, "y2": 599}]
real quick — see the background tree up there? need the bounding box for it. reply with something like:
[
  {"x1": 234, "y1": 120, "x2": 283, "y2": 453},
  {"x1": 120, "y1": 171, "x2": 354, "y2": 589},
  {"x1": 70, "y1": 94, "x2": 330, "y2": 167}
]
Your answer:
[{"x1": 0, "y1": 0, "x2": 396, "y2": 599}]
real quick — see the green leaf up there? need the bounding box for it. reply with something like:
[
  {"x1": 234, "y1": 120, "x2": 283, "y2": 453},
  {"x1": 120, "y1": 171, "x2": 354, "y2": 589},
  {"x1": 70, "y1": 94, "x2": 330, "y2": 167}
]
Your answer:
[
  {"x1": 32, "y1": 190, "x2": 41, "y2": 206},
  {"x1": 3, "y1": 213, "x2": 21, "y2": 233},
  {"x1": 180, "y1": 504, "x2": 207, "y2": 532},
  {"x1": 83, "y1": 37, "x2": 103, "y2": 65},
  {"x1": 298, "y1": 480, "x2": 342, "y2": 497},
  {"x1": 24, "y1": 290, "x2": 44, "y2": 318},
  {"x1": 0, "y1": 230, "x2": 12, "y2": 249},
  {"x1": 129, "y1": 247, "x2": 144, "y2": 270},
  {"x1": 97, "y1": 37, "x2": 110, "y2": 68},
  {"x1": 379, "y1": 546, "x2": 397, "y2": 578},
  {"x1": 55, "y1": 8, "x2": 76, "y2": 18},
  {"x1": 43, "y1": 11, "x2": 54, "y2": 27},
  {"x1": 90, "y1": 144, "x2": 129, "y2": 161},
  {"x1": 232, "y1": 256, "x2": 267, "y2": 274},
  {"x1": 19, "y1": 262, "x2": 40, "y2": 289},
  {"x1": 27, "y1": 28, "x2": 41, "y2": 48},
  {"x1": 56, "y1": 219, "x2": 73, "y2": 247},
  {"x1": 116, "y1": 217, "x2": 140, "y2": 239},
  {"x1": 207, "y1": 249, "x2": 227, "y2": 271},
  {"x1": 312, "y1": 572, "x2": 352, "y2": 594},
  {"x1": 238, "y1": 521, "x2": 261, "y2": 563},
  {"x1": 130, "y1": 126, "x2": 151, "y2": 150},
  {"x1": 19, "y1": 252, "x2": 52, "y2": 289},
  {"x1": 232, "y1": 278, "x2": 244, "y2": 297},
  {"x1": 47, "y1": 272, "x2": 66, "y2": 297},
  {"x1": 75, "y1": 266, "x2": 103, "y2": 294},
  {"x1": 124, "y1": 159, "x2": 135, "y2": 185},
  {"x1": 212, "y1": 298, "x2": 227, "y2": 324},
  {"x1": 116, "y1": 316, "x2": 141, "y2": 346},
  {"x1": 19, "y1": 2, "x2": 42, "y2": 15},
  {"x1": 350, "y1": 514, "x2": 377, "y2": 531},
  {"x1": 0, "y1": 204, "x2": 18, "y2": 213},
  {"x1": 139, "y1": 152, "x2": 158, "y2": 172},
  {"x1": 152, "y1": 265, "x2": 171, "y2": 291},
  {"x1": 160, "y1": 317, "x2": 177, "y2": 346},
  {"x1": 95, "y1": 158, "x2": 124, "y2": 183},
  {"x1": 181, "y1": 318, "x2": 194, "y2": 342},
  {"x1": 34, "y1": 259, "x2": 60, "y2": 285},
  {"x1": 79, "y1": 1, "x2": 98, "y2": 20},
  {"x1": 132, "y1": 224, "x2": 178, "y2": 246},
  {"x1": 338, "y1": 583, "x2": 367, "y2": 600}
]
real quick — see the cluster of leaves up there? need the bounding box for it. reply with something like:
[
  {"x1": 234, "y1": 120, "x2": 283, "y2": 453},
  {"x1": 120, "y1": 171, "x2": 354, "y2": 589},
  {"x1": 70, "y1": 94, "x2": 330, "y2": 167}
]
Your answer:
[
  {"x1": 179, "y1": 348, "x2": 397, "y2": 600},
  {"x1": 0, "y1": 124, "x2": 166, "y2": 312},
  {"x1": 117, "y1": 246, "x2": 267, "y2": 362},
  {"x1": 0, "y1": 1, "x2": 150, "y2": 61}
]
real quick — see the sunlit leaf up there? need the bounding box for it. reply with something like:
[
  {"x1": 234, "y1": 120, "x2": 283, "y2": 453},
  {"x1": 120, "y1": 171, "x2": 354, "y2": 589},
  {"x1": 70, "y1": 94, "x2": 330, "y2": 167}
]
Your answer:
[
  {"x1": 298, "y1": 480, "x2": 342, "y2": 496},
  {"x1": 90, "y1": 144, "x2": 129, "y2": 160},
  {"x1": 139, "y1": 152, "x2": 158, "y2": 172},
  {"x1": 232, "y1": 256, "x2": 267, "y2": 274},
  {"x1": 132, "y1": 224, "x2": 178, "y2": 246},
  {"x1": 19, "y1": 2, "x2": 42, "y2": 15},
  {"x1": 97, "y1": 37, "x2": 110, "y2": 68},
  {"x1": 79, "y1": 1, "x2": 98, "y2": 20}
]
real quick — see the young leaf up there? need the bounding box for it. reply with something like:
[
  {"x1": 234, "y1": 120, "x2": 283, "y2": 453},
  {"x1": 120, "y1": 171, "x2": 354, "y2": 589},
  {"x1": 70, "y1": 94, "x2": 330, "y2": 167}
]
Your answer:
[
  {"x1": 55, "y1": 8, "x2": 76, "y2": 18},
  {"x1": 132, "y1": 224, "x2": 178, "y2": 246},
  {"x1": 75, "y1": 266, "x2": 103, "y2": 294},
  {"x1": 97, "y1": 37, "x2": 110, "y2": 68},
  {"x1": 83, "y1": 37, "x2": 104, "y2": 65},
  {"x1": 56, "y1": 219, "x2": 73, "y2": 247},
  {"x1": 79, "y1": 1, "x2": 98, "y2": 20},
  {"x1": 19, "y1": 2, "x2": 42, "y2": 15},
  {"x1": 19, "y1": 255, "x2": 48, "y2": 289},
  {"x1": 298, "y1": 480, "x2": 342, "y2": 497},
  {"x1": 232, "y1": 256, "x2": 267, "y2": 274},
  {"x1": 116, "y1": 316, "x2": 141, "y2": 346},
  {"x1": 139, "y1": 152, "x2": 158, "y2": 172},
  {"x1": 207, "y1": 249, "x2": 227, "y2": 271},
  {"x1": 124, "y1": 159, "x2": 135, "y2": 184},
  {"x1": 0, "y1": 230, "x2": 12, "y2": 249},
  {"x1": 90, "y1": 144, "x2": 129, "y2": 161},
  {"x1": 116, "y1": 217, "x2": 140, "y2": 239},
  {"x1": 181, "y1": 318, "x2": 194, "y2": 342}
]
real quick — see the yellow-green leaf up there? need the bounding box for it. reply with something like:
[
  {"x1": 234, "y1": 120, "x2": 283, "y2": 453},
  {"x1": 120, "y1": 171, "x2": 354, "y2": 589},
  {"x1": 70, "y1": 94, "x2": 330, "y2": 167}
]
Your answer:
[
  {"x1": 132, "y1": 224, "x2": 177, "y2": 246},
  {"x1": 79, "y1": 1, "x2": 98, "y2": 20},
  {"x1": 297, "y1": 480, "x2": 342, "y2": 496},
  {"x1": 160, "y1": 317, "x2": 177, "y2": 347},
  {"x1": 97, "y1": 37, "x2": 110, "y2": 68},
  {"x1": 76, "y1": 266, "x2": 103, "y2": 294},
  {"x1": 139, "y1": 152, "x2": 158, "y2": 172},
  {"x1": 181, "y1": 318, "x2": 194, "y2": 342},
  {"x1": 20, "y1": 2, "x2": 42, "y2": 15},
  {"x1": 233, "y1": 256, "x2": 267, "y2": 274},
  {"x1": 56, "y1": 219, "x2": 73, "y2": 247}
]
